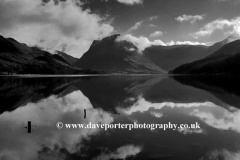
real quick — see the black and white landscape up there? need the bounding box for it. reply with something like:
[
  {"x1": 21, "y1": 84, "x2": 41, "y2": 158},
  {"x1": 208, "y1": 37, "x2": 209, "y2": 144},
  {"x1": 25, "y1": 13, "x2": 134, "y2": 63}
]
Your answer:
[
  {"x1": 0, "y1": 0, "x2": 240, "y2": 160},
  {"x1": 1, "y1": 33, "x2": 240, "y2": 75}
]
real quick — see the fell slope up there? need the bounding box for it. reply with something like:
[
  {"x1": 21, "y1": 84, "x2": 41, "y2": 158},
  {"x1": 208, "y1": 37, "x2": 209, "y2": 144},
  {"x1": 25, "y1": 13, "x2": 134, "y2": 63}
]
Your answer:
[
  {"x1": 172, "y1": 39, "x2": 240, "y2": 75},
  {"x1": 73, "y1": 34, "x2": 166, "y2": 74}
]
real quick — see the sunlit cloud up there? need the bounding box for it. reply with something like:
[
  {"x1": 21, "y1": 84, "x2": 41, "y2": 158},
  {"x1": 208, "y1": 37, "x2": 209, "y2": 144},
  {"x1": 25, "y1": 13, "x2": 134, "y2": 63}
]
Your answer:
[
  {"x1": 165, "y1": 40, "x2": 206, "y2": 45},
  {"x1": 148, "y1": 16, "x2": 158, "y2": 21},
  {"x1": 116, "y1": 0, "x2": 144, "y2": 5},
  {"x1": 150, "y1": 31, "x2": 163, "y2": 37},
  {"x1": 116, "y1": 34, "x2": 166, "y2": 52},
  {"x1": 175, "y1": 14, "x2": 205, "y2": 24},
  {"x1": 127, "y1": 21, "x2": 144, "y2": 32},
  {"x1": 213, "y1": 0, "x2": 240, "y2": 5},
  {"x1": 0, "y1": 0, "x2": 114, "y2": 58},
  {"x1": 191, "y1": 16, "x2": 240, "y2": 39},
  {"x1": 149, "y1": 24, "x2": 157, "y2": 27},
  {"x1": 116, "y1": 34, "x2": 206, "y2": 53}
]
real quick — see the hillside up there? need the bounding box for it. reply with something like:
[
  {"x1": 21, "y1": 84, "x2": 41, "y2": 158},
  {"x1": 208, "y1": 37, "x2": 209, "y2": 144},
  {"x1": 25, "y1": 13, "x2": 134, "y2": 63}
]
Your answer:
[
  {"x1": 55, "y1": 50, "x2": 78, "y2": 65},
  {"x1": 73, "y1": 34, "x2": 166, "y2": 74},
  {"x1": 172, "y1": 39, "x2": 240, "y2": 75},
  {"x1": 0, "y1": 35, "x2": 110, "y2": 75}
]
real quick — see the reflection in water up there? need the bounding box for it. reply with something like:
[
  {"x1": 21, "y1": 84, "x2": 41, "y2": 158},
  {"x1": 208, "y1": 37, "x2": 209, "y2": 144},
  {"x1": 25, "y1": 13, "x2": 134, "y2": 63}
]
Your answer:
[
  {"x1": 150, "y1": 111, "x2": 163, "y2": 118},
  {"x1": 0, "y1": 90, "x2": 113, "y2": 160},
  {"x1": 190, "y1": 108, "x2": 240, "y2": 133},
  {"x1": 118, "y1": 96, "x2": 240, "y2": 133},
  {"x1": 0, "y1": 76, "x2": 240, "y2": 160},
  {"x1": 0, "y1": 76, "x2": 78, "y2": 114},
  {"x1": 84, "y1": 109, "x2": 86, "y2": 119},
  {"x1": 201, "y1": 149, "x2": 240, "y2": 160},
  {"x1": 174, "y1": 76, "x2": 240, "y2": 108},
  {"x1": 116, "y1": 97, "x2": 218, "y2": 115},
  {"x1": 93, "y1": 145, "x2": 142, "y2": 160}
]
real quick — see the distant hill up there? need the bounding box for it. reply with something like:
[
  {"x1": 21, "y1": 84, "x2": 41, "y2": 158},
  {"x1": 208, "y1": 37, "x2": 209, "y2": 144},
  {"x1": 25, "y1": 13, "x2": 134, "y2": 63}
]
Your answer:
[
  {"x1": 143, "y1": 35, "x2": 240, "y2": 71},
  {"x1": 55, "y1": 50, "x2": 78, "y2": 65},
  {"x1": 52, "y1": 54, "x2": 71, "y2": 65},
  {"x1": 172, "y1": 38, "x2": 240, "y2": 75},
  {"x1": 144, "y1": 45, "x2": 208, "y2": 71},
  {"x1": 143, "y1": 39, "x2": 230, "y2": 71},
  {"x1": 0, "y1": 35, "x2": 109, "y2": 75},
  {"x1": 73, "y1": 34, "x2": 166, "y2": 74}
]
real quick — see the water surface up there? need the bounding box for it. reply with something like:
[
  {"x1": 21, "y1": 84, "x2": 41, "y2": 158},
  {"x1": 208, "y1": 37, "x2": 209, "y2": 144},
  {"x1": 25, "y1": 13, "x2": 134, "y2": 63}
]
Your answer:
[{"x1": 0, "y1": 76, "x2": 239, "y2": 160}]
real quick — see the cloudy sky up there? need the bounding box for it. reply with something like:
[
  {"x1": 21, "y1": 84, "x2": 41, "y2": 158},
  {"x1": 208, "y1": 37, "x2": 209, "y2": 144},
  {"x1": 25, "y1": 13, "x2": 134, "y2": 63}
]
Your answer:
[{"x1": 0, "y1": 0, "x2": 240, "y2": 58}]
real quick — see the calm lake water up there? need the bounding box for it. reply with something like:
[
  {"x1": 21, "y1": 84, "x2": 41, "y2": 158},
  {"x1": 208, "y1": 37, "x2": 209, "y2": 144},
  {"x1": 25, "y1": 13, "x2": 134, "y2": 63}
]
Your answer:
[{"x1": 0, "y1": 76, "x2": 240, "y2": 160}]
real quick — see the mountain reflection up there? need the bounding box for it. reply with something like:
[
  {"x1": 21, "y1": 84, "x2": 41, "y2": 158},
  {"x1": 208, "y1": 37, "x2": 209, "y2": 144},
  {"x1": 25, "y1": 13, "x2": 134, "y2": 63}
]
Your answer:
[
  {"x1": 0, "y1": 76, "x2": 79, "y2": 114},
  {"x1": 0, "y1": 90, "x2": 115, "y2": 160},
  {"x1": 0, "y1": 76, "x2": 240, "y2": 160},
  {"x1": 174, "y1": 76, "x2": 240, "y2": 108}
]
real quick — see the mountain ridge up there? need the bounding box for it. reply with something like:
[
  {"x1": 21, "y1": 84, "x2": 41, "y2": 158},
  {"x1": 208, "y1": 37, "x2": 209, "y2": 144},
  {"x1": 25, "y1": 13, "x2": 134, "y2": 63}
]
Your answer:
[
  {"x1": 172, "y1": 38, "x2": 240, "y2": 75},
  {"x1": 55, "y1": 50, "x2": 78, "y2": 65},
  {"x1": 73, "y1": 34, "x2": 166, "y2": 74},
  {"x1": 0, "y1": 35, "x2": 87, "y2": 74}
]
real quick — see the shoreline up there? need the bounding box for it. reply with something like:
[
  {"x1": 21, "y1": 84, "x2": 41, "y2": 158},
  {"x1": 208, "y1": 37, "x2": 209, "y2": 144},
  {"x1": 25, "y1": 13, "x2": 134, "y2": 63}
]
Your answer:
[{"x1": 0, "y1": 73, "x2": 170, "y2": 77}]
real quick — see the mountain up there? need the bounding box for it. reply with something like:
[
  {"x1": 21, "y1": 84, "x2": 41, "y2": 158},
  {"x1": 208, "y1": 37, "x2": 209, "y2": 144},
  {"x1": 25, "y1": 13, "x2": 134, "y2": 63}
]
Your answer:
[
  {"x1": 0, "y1": 35, "x2": 82, "y2": 74},
  {"x1": 220, "y1": 34, "x2": 240, "y2": 45},
  {"x1": 0, "y1": 35, "x2": 111, "y2": 75},
  {"x1": 143, "y1": 45, "x2": 208, "y2": 71},
  {"x1": 73, "y1": 34, "x2": 166, "y2": 74},
  {"x1": 52, "y1": 54, "x2": 71, "y2": 65},
  {"x1": 172, "y1": 38, "x2": 240, "y2": 75},
  {"x1": 55, "y1": 50, "x2": 78, "y2": 65},
  {"x1": 143, "y1": 35, "x2": 240, "y2": 71},
  {"x1": 143, "y1": 39, "x2": 231, "y2": 71}
]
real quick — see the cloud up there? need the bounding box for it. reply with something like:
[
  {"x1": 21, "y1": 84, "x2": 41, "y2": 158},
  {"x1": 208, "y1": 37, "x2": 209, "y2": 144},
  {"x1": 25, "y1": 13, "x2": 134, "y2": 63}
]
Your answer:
[
  {"x1": 127, "y1": 16, "x2": 158, "y2": 32},
  {"x1": 116, "y1": 96, "x2": 240, "y2": 134},
  {"x1": 150, "y1": 111, "x2": 163, "y2": 118},
  {"x1": 127, "y1": 21, "x2": 143, "y2": 32},
  {"x1": 148, "y1": 16, "x2": 158, "y2": 21},
  {"x1": 175, "y1": 14, "x2": 205, "y2": 24},
  {"x1": 165, "y1": 40, "x2": 206, "y2": 45},
  {"x1": 116, "y1": 0, "x2": 144, "y2": 5},
  {"x1": 213, "y1": 0, "x2": 229, "y2": 1},
  {"x1": 149, "y1": 24, "x2": 157, "y2": 27},
  {"x1": 0, "y1": 90, "x2": 113, "y2": 160},
  {"x1": 0, "y1": 0, "x2": 114, "y2": 58},
  {"x1": 190, "y1": 107, "x2": 240, "y2": 133},
  {"x1": 93, "y1": 145, "x2": 142, "y2": 160},
  {"x1": 116, "y1": 34, "x2": 206, "y2": 52},
  {"x1": 213, "y1": 0, "x2": 240, "y2": 5},
  {"x1": 202, "y1": 149, "x2": 240, "y2": 160},
  {"x1": 178, "y1": 128, "x2": 204, "y2": 134},
  {"x1": 116, "y1": 97, "x2": 218, "y2": 115},
  {"x1": 116, "y1": 34, "x2": 166, "y2": 52},
  {"x1": 118, "y1": 96, "x2": 240, "y2": 134},
  {"x1": 150, "y1": 31, "x2": 163, "y2": 37},
  {"x1": 191, "y1": 16, "x2": 240, "y2": 39}
]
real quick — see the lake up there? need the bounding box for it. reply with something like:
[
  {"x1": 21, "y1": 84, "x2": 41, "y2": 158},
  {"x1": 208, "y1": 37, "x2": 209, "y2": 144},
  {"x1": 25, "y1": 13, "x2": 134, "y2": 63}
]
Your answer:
[{"x1": 0, "y1": 75, "x2": 240, "y2": 160}]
